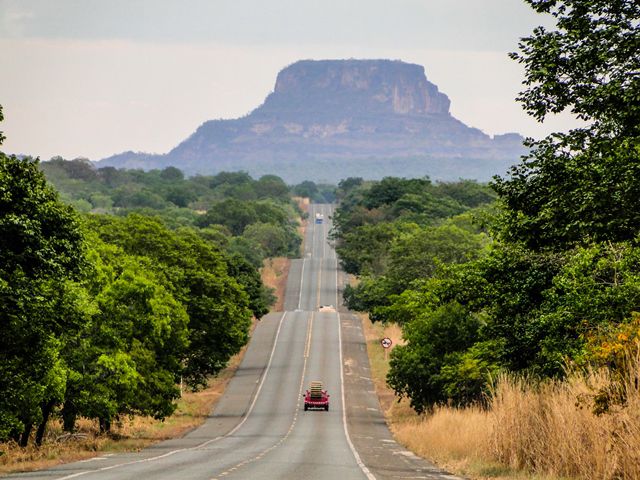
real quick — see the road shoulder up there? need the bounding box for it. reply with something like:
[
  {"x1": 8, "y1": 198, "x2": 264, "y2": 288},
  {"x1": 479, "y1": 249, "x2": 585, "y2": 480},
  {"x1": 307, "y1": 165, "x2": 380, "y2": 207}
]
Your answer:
[{"x1": 338, "y1": 272, "x2": 465, "y2": 480}]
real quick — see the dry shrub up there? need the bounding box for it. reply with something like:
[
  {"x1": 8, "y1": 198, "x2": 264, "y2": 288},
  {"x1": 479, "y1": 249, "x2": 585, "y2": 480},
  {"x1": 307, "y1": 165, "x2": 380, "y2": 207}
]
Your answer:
[
  {"x1": 392, "y1": 405, "x2": 492, "y2": 464},
  {"x1": 490, "y1": 354, "x2": 640, "y2": 480}
]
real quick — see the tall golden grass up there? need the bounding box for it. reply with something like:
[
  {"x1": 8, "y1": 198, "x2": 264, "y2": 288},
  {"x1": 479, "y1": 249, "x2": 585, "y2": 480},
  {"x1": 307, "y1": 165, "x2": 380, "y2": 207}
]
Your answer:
[
  {"x1": 490, "y1": 354, "x2": 640, "y2": 480},
  {"x1": 361, "y1": 313, "x2": 640, "y2": 479},
  {"x1": 393, "y1": 354, "x2": 640, "y2": 479}
]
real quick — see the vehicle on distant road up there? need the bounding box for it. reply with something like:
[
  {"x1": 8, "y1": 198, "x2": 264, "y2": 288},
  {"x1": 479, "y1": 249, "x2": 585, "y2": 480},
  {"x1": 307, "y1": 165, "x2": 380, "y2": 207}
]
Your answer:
[
  {"x1": 318, "y1": 305, "x2": 336, "y2": 312},
  {"x1": 315, "y1": 213, "x2": 324, "y2": 224},
  {"x1": 304, "y1": 381, "x2": 330, "y2": 411}
]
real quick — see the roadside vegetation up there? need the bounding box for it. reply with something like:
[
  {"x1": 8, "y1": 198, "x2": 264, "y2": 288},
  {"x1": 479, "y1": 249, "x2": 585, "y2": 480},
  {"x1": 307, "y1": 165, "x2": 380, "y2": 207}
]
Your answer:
[
  {"x1": 336, "y1": 1, "x2": 640, "y2": 478},
  {"x1": 363, "y1": 315, "x2": 640, "y2": 480},
  {"x1": 0, "y1": 111, "x2": 307, "y2": 464}
]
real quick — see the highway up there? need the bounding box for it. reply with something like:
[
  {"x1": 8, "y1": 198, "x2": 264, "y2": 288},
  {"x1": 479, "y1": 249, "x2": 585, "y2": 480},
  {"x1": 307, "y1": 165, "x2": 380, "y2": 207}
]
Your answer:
[{"x1": 8, "y1": 204, "x2": 460, "y2": 480}]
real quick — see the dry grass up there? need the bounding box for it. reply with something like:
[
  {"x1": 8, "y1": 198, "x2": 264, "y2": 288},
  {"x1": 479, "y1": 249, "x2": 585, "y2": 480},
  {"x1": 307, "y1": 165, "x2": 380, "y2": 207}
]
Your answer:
[
  {"x1": 361, "y1": 315, "x2": 408, "y2": 415},
  {"x1": 292, "y1": 196, "x2": 309, "y2": 250},
  {"x1": 359, "y1": 313, "x2": 640, "y2": 480},
  {"x1": 490, "y1": 364, "x2": 640, "y2": 480},
  {"x1": 293, "y1": 196, "x2": 310, "y2": 215},
  {"x1": 261, "y1": 257, "x2": 291, "y2": 312}
]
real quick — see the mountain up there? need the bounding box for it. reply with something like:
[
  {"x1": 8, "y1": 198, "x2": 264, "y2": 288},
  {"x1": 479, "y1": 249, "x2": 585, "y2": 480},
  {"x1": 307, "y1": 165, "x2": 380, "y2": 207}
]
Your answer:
[{"x1": 98, "y1": 59, "x2": 525, "y2": 183}]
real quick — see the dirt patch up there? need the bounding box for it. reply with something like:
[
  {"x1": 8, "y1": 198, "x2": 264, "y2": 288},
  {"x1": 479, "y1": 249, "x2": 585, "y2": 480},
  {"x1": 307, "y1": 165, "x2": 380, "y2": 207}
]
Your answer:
[
  {"x1": 261, "y1": 257, "x2": 291, "y2": 312},
  {"x1": 292, "y1": 197, "x2": 309, "y2": 253},
  {"x1": 293, "y1": 196, "x2": 310, "y2": 215}
]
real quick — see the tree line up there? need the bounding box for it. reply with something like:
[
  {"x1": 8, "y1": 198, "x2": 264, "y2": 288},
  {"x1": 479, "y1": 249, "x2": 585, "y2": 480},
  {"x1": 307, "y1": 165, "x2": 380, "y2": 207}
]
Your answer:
[
  {"x1": 0, "y1": 125, "x2": 304, "y2": 446},
  {"x1": 334, "y1": 0, "x2": 640, "y2": 414}
]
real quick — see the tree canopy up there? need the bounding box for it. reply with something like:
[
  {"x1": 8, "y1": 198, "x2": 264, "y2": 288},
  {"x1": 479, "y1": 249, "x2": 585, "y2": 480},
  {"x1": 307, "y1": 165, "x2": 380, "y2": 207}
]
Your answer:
[{"x1": 0, "y1": 114, "x2": 303, "y2": 445}]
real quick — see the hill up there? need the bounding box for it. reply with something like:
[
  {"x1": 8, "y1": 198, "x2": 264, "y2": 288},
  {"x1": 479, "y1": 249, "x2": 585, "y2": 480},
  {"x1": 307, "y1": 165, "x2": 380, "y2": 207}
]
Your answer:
[{"x1": 98, "y1": 59, "x2": 525, "y2": 183}]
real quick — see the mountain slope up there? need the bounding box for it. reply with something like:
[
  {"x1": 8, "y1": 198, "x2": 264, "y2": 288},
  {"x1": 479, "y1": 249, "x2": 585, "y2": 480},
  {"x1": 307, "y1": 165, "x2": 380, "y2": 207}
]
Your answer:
[{"x1": 98, "y1": 59, "x2": 524, "y2": 182}]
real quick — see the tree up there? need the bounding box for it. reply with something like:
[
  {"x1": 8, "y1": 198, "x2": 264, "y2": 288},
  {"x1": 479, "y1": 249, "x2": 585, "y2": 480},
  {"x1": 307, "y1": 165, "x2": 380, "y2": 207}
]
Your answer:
[
  {"x1": 0, "y1": 106, "x2": 5, "y2": 145},
  {"x1": 387, "y1": 302, "x2": 482, "y2": 413},
  {"x1": 342, "y1": 222, "x2": 488, "y2": 323},
  {"x1": 0, "y1": 142, "x2": 85, "y2": 443},
  {"x1": 495, "y1": 0, "x2": 640, "y2": 250},
  {"x1": 197, "y1": 198, "x2": 258, "y2": 235},
  {"x1": 291, "y1": 180, "x2": 318, "y2": 199},
  {"x1": 159, "y1": 166, "x2": 184, "y2": 182},
  {"x1": 86, "y1": 215, "x2": 254, "y2": 388},
  {"x1": 255, "y1": 174, "x2": 289, "y2": 201},
  {"x1": 62, "y1": 240, "x2": 189, "y2": 432},
  {"x1": 243, "y1": 222, "x2": 291, "y2": 258}
]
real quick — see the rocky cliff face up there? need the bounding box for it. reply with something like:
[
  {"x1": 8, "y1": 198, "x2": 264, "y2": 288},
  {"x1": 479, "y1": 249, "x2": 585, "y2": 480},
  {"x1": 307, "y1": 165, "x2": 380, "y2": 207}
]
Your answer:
[
  {"x1": 98, "y1": 59, "x2": 525, "y2": 183},
  {"x1": 261, "y1": 59, "x2": 450, "y2": 116}
]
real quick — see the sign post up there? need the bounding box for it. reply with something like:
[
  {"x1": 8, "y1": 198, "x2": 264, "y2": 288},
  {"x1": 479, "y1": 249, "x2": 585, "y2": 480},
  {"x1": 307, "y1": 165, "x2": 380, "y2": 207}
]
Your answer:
[{"x1": 380, "y1": 337, "x2": 392, "y2": 361}]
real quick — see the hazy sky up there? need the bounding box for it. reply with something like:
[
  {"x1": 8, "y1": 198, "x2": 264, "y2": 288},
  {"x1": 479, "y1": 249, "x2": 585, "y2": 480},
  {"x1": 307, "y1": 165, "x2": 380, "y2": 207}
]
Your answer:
[{"x1": 0, "y1": 0, "x2": 580, "y2": 160}]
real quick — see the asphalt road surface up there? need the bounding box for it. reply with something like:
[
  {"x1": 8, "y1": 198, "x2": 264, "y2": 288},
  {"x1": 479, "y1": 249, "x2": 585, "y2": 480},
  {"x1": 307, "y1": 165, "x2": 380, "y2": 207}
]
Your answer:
[{"x1": 8, "y1": 204, "x2": 461, "y2": 480}]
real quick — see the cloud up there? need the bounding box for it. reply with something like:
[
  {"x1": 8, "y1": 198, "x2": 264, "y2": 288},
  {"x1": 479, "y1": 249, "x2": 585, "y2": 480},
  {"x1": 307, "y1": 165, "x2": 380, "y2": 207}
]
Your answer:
[{"x1": 0, "y1": 3, "x2": 35, "y2": 37}]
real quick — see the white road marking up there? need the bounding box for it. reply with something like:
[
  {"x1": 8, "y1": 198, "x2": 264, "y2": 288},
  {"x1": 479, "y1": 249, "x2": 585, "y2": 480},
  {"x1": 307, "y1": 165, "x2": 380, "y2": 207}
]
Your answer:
[
  {"x1": 338, "y1": 312, "x2": 377, "y2": 480},
  {"x1": 210, "y1": 313, "x2": 314, "y2": 479},
  {"x1": 297, "y1": 258, "x2": 306, "y2": 311}
]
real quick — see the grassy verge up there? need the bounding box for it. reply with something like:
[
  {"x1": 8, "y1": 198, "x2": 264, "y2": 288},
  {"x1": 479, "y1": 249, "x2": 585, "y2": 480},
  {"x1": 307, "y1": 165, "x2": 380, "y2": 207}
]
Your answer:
[{"x1": 359, "y1": 313, "x2": 573, "y2": 480}]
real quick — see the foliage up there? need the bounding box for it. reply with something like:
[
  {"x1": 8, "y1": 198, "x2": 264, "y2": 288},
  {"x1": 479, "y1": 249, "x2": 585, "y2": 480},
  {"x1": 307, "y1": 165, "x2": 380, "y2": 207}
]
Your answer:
[
  {"x1": 0, "y1": 122, "x2": 299, "y2": 445},
  {"x1": 373, "y1": 1, "x2": 640, "y2": 413},
  {"x1": 62, "y1": 241, "x2": 189, "y2": 431},
  {"x1": 291, "y1": 180, "x2": 336, "y2": 203},
  {"x1": 84, "y1": 214, "x2": 255, "y2": 388},
  {"x1": 387, "y1": 302, "x2": 483, "y2": 412},
  {"x1": 332, "y1": 177, "x2": 495, "y2": 277},
  {"x1": 0, "y1": 152, "x2": 85, "y2": 444},
  {"x1": 496, "y1": 0, "x2": 640, "y2": 250}
]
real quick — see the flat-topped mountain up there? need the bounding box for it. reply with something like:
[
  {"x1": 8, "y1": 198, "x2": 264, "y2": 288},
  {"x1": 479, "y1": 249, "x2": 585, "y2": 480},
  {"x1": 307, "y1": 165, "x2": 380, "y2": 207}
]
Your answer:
[
  {"x1": 98, "y1": 59, "x2": 524, "y2": 183},
  {"x1": 262, "y1": 59, "x2": 451, "y2": 116}
]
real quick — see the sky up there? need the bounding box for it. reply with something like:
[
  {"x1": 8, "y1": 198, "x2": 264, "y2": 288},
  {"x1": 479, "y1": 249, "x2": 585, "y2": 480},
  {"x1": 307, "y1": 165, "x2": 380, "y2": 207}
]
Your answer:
[{"x1": 0, "y1": 0, "x2": 582, "y2": 161}]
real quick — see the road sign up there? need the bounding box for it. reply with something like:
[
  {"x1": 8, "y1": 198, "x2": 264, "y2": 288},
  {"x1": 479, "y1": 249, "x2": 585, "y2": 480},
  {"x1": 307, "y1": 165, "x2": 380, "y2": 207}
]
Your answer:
[{"x1": 381, "y1": 337, "x2": 392, "y2": 349}]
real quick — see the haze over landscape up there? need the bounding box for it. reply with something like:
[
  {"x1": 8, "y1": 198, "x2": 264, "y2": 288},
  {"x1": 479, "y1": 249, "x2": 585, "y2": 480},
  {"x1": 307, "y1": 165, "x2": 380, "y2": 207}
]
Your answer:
[
  {"x1": 1, "y1": 0, "x2": 581, "y2": 175},
  {"x1": 99, "y1": 59, "x2": 526, "y2": 182}
]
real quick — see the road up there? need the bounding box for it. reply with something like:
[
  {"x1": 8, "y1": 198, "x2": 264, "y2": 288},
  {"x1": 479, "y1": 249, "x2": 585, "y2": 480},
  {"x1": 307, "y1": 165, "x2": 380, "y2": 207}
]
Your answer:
[{"x1": 8, "y1": 204, "x2": 461, "y2": 480}]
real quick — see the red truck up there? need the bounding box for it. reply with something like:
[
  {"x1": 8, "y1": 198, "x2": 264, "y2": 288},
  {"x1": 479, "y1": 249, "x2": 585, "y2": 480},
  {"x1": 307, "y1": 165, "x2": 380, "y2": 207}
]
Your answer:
[{"x1": 304, "y1": 381, "x2": 330, "y2": 411}]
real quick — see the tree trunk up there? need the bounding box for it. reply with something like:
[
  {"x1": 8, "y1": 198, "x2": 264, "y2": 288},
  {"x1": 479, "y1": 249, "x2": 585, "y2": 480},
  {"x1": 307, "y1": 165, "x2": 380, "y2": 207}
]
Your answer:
[
  {"x1": 99, "y1": 417, "x2": 111, "y2": 434},
  {"x1": 35, "y1": 400, "x2": 56, "y2": 446},
  {"x1": 62, "y1": 403, "x2": 77, "y2": 432},
  {"x1": 19, "y1": 423, "x2": 33, "y2": 447}
]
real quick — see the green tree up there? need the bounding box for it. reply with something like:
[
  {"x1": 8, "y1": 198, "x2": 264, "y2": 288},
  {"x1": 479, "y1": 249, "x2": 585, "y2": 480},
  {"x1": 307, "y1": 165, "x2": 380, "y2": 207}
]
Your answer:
[
  {"x1": 495, "y1": 0, "x2": 640, "y2": 250},
  {"x1": 86, "y1": 215, "x2": 253, "y2": 388},
  {"x1": 387, "y1": 302, "x2": 482, "y2": 413},
  {"x1": 0, "y1": 142, "x2": 85, "y2": 444},
  {"x1": 159, "y1": 166, "x2": 184, "y2": 182},
  {"x1": 243, "y1": 222, "x2": 290, "y2": 257},
  {"x1": 255, "y1": 174, "x2": 289, "y2": 201},
  {"x1": 62, "y1": 240, "x2": 189, "y2": 432},
  {"x1": 197, "y1": 198, "x2": 258, "y2": 235}
]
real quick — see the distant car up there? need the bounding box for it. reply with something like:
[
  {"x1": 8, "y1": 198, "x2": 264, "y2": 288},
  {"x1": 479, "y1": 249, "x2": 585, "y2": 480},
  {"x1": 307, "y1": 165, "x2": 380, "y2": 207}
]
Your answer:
[
  {"x1": 304, "y1": 381, "x2": 330, "y2": 411},
  {"x1": 315, "y1": 213, "x2": 324, "y2": 224}
]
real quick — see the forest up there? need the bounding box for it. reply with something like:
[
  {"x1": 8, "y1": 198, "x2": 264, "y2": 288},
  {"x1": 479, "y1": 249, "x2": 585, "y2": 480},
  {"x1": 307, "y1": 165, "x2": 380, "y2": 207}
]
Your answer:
[{"x1": 0, "y1": 135, "x2": 308, "y2": 447}]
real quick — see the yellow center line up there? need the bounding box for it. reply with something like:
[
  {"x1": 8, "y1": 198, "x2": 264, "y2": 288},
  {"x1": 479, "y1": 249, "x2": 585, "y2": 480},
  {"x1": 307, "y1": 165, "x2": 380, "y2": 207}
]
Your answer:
[{"x1": 304, "y1": 313, "x2": 314, "y2": 358}]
